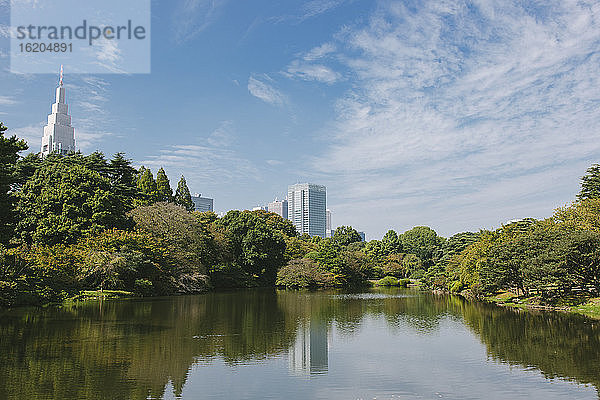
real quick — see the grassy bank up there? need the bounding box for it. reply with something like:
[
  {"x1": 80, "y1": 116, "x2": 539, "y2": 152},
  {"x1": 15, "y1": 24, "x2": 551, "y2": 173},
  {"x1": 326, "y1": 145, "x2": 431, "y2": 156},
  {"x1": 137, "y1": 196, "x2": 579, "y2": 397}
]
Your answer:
[{"x1": 485, "y1": 291, "x2": 600, "y2": 319}]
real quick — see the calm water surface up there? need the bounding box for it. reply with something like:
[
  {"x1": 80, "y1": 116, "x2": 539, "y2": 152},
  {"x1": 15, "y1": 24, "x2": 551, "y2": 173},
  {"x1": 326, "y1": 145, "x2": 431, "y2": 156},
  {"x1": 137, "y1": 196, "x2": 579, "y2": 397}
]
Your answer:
[{"x1": 0, "y1": 288, "x2": 599, "y2": 399}]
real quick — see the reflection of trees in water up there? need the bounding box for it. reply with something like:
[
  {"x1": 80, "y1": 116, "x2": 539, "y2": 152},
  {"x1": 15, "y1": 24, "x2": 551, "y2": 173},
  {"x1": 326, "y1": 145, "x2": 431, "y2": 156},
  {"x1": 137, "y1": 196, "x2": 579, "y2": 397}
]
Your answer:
[
  {"x1": 460, "y1": 302, "x2": 600, "y2": 395},
  {"x1": 1, "y1": 289, "x2": 599, "y2": 399},
  {"x1": 0, "y1": 290, "x2": 300, "y2": 400}
]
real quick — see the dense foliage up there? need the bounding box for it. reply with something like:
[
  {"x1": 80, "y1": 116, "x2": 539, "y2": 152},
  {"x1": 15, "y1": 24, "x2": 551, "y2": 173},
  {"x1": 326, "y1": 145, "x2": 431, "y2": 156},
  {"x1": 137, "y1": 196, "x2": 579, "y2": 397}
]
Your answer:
[{"x1": 1, "y1": 121, "x2": 599, "y2": 308}]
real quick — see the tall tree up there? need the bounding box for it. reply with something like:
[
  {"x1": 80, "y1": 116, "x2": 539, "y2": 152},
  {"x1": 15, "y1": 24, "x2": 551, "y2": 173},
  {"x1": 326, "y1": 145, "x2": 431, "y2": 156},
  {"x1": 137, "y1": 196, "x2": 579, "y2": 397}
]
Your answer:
[
  {"x1": 332, "y1": 226, "x2": 362, "y2": 246},
  {"x1": 400, "y1": 226, "x2": 445, "y2": 268},
  {"x1": 174, "y1": 175, "x2": 194, "y2": 211},
  {"x1": 136, "y1": 166, "x2": 158, "y2": 206},
  {"x1": 382, "y1": 229, "x2": 402, "y2": 254},
  {"x1": 156, "y1": 167, "x2": 173, "y2": 202},
  {"x1": 0, "y1": 122, "x2": 28, "y2": 244},
  {"x1": 108, "y1": 152, "x2": 138, "y2": 210},
  {"x1": 578, "y1": 164, "x2": 600, "y2": 200}
]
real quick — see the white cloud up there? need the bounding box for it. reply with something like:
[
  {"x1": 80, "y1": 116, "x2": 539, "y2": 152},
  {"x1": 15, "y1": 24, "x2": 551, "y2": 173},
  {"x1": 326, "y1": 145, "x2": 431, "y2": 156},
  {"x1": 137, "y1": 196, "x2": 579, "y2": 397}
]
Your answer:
[
  {"x1": 8, "y1": 123, "x2": 43, "y2": 150},
  {"x1": 285, "y1": 60, "x2": 341, "y2": 84},
  {"x1": 138, "y1": 143, "x2": 260, "y2": 192},
  {"x1": 266, "y1": 159, "x2": 283, "y2": 166},
  {"x1": 207, "y1": 120, "x2": 235, "y2": 147},
  {"x1": 172, "y1": 0, "x2": 229, "y2": 43},
  {"x1": 248, "y1": 75, "x2": 288, "y2": 106},
  {"x1": 0, "y1": 96, "x2": 17, "y2": 105},
  {"x1": 289, "y1": 0, "x2": 600, "y2": 238},
  {"x1": 304, "y1": 42, "x2": 336, "y2": 61},
  {"x1": 92, "y1": 38, "x2": 125, "y2": 73},
  {"x1": 301, "y1": 0, "x2": 348, "y2": 20}
]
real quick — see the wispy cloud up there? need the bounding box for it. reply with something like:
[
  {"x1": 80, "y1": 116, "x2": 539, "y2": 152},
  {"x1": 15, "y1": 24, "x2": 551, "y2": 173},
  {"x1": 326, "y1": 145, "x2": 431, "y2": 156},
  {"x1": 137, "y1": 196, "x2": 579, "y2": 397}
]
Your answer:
[
  {"x1": 303, "y1": 42, "x2": 337, "y2": 61},
  {"x1": 138, "y1": 143, "x2": 260, "y2": 194},
  {"x1": 283, "y1": 0, "x2": 600, "y2": 237},
  {"x1": 66, "y1": 76, "x2": 113, "y2": 151},
  {"x1": 207, "y1": 120, "x2": 235, "y2": 147},
  {"x1": 0, "y1": 95, "x2": 17, "y2": 105},
  {"x1": 285, "y1": 60, "x2": 341, "y2": 84},
  {"x1": 8, "y1": 123, "x2": 43, "y2": 150},
  {"x1": 248, "y1": 75, "x2": 288, "y2": 107},
  {"x1": 172, "y1": 0, "x2": 229, "y2": 43},
  {"x1": 301, "y1": 0, "x2": 349, "y2": 20},
  {"x1": 92, "y1": 37, "x2": 125, "y2": 73}
]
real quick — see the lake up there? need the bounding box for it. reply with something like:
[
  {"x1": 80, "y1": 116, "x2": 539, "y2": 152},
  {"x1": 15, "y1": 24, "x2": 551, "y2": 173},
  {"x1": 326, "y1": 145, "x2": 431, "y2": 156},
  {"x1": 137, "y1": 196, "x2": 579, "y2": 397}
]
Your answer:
[{"x1": 0, "y1": 288, "x2": 599, "y2": 399}]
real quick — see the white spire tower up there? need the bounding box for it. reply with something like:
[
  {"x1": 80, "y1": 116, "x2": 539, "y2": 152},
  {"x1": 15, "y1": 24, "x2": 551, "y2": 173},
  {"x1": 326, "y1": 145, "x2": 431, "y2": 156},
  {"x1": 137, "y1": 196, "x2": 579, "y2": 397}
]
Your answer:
[{"x1": 41, "y1": 65, "x2": 75, "y2": 156}]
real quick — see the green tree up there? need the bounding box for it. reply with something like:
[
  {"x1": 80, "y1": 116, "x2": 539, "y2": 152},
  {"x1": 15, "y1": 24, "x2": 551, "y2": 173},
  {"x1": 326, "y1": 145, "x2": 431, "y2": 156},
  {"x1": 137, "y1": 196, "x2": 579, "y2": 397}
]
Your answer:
[
  {"x1": 215, "y1": 210, "x2": 286, "y2": 286},
  {"x1": 382, "y1": 229, "x2": 402, "y2": 254},
  {"x1": 578, "y1": 164, "x2": 600, "y2": 200},
  {"x1": 400, "y1": 226, "x2": 444, "y2": 268},
  {"x1": 108, "y1": 152, "x2": 138, "y2": 209},
  {"x1": 129, "y1": 202, "x2": 210, "y2": 292},
  {"x1": 0, "y1": 122, "x2": 28, "y2": 244},
  {"x1": 155, "y1": 168, "x2": 173, "y2": 203},
  {"x1": 16, "y1": 161, "x2": 129, "y2": 245},
  {"x1": 332, "y1": 226, "x2": 362, "y2": 246},
  {"x1": 136, "y1": 167, "x2": 158, "y2": 206},
  {"x1": 174, "y1": 175, "x2": 194, "y2": 211}
]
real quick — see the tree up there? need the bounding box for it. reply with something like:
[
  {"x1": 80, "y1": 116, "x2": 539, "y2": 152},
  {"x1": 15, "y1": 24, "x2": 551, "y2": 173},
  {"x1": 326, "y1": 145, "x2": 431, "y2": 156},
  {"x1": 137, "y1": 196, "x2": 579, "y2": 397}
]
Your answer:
[
  {"x1": 16, "y1": 161, "x2": 129, "y2": 245},
  {"x1": 174, "y1": 175, "x2": 194, "y2": 211},
  {"x1": 578, "y1": 164, "x2": 600, "y2": 200},
  {"x1": 382, "y1": 229, "x2": 402, "y2": 254},
  {"x1": 400, "y1": 226, "x2": 444, "y2": 268},
  {"x1": 251, "y1": 209, "x2": 297, "y2": 237},
  {"x1": 332, "y1": 226, "x2": 362, "y2": 246},
  {"x1": 129, "y1": 202, "x2": 211, "y2": 292},
  {"x1": 216, "y1": 210, "x2": 286, "y2": 286},
  {"x1": 0, "y1": 122, "x2": 28, "y2": 244},
  {"x1": 136, "y1": 166, "x2": 158, "y2": 206},
  {"x1": 156, "y1": 167, "x2": 173, "y2": 202},
  {"x1": 108, "y1": 152, "x2": 138, "y2": 209}
]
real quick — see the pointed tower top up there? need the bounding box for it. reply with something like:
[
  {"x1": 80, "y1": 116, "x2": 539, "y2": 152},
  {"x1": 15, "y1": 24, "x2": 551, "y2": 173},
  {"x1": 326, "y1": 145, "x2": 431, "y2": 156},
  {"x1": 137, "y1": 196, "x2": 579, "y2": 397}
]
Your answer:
[{"x1": 59, "y1": 65, "x2": 63, "y2": 87}]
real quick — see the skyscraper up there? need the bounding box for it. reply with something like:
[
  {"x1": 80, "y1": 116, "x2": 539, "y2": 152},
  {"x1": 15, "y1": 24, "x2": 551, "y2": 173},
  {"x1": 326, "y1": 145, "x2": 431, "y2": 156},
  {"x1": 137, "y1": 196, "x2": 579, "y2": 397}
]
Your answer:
[
  {"x1": 41, "y1": 66, "x2": 75, "y2": 156},
  {"x1": 268, "y1": 198, "x2": 288, "y2": 219},
  {"x1": 287, "y1": 183, "x2": 326, "y2": 238},
  {"x1": 326, "y1": 209, "x2": 333, "y2": 238}
]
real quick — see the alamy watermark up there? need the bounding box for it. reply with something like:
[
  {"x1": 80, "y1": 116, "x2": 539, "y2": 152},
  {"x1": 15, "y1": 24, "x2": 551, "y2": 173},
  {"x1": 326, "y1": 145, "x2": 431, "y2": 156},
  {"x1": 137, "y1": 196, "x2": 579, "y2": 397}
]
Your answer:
[{"x1": 10, "y1": 0, "x2": 150, "y2": 74}]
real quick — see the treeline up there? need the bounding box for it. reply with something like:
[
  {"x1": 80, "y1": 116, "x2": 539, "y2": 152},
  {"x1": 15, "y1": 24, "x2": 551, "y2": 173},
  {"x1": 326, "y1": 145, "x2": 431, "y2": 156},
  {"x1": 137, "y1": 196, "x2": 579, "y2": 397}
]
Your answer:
[
  {"x1": 0, "y1": 122, "x2": 297, "y2": 306},
  {"x1": 2, "y1": 121, "x2": 600, "y2": 306}
]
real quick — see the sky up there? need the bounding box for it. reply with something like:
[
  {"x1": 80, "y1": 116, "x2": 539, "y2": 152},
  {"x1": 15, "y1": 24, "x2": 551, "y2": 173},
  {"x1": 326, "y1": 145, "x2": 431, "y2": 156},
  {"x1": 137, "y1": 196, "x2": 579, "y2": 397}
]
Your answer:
[{"x1": 1, "y1": 0, "x2": 600, "y2": 240}]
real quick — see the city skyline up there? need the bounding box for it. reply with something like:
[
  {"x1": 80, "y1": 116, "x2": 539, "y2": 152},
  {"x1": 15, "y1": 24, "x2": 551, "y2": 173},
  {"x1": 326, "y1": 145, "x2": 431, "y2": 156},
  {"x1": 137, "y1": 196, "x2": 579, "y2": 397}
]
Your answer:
[{"x1": 2, "y1": 1, "x2": 600, "y2": 239}]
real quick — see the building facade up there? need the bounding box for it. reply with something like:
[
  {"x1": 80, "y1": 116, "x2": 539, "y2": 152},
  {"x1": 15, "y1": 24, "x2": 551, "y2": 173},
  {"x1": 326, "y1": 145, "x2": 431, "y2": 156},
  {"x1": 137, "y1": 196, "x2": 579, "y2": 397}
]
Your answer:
[
  {"x1": 268, "y1": 198, "x2": 288, "y2": 219},
  {"x1": 191, "y1": 194, "x2": 213, "y2": 212},
  {"x1": 326, "y1": 209, "x2": 333, "y2": 238},
  {"x1": 41, "y1": 67, "x2": 75, "y2": 156},
  {"x1": 287, "y1": 183, "x2": 327, "y2": 238}
]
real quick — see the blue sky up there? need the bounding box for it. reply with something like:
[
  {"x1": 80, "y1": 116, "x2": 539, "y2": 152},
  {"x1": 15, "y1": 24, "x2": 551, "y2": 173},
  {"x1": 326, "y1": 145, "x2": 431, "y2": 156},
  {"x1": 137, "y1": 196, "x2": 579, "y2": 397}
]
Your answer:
[{"x1": 1, "y1": 0, "x2": 600, "y2": 239}]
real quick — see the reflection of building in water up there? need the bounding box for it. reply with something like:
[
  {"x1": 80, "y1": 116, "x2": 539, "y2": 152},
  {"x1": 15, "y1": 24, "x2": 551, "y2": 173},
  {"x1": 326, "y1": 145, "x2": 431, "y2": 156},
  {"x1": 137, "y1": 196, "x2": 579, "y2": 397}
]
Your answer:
[{"x1": 288, "y1": 318, "x2": 329, "y2": 375}]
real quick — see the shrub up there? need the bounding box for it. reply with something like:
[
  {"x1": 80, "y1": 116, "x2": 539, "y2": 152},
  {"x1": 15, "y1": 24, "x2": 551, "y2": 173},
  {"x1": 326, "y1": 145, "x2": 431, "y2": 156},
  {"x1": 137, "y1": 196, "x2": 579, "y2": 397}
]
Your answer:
[
  {"x1": 276, "y1": 258, "x2": 334, "y2": 289},
  {"x1": 376, "y1": 276, "x2": 400, "y2": 286}
]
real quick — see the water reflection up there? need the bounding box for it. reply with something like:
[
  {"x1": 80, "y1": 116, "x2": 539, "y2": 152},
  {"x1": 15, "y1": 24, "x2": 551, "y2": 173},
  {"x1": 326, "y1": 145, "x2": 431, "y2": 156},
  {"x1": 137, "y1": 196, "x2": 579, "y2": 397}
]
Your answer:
[
  {"x1": 288, "y1": 317, "x2": 329, "y2": 375},
  {"x1": 0, "y1": 288, "x2": 598, "y2": 399}
]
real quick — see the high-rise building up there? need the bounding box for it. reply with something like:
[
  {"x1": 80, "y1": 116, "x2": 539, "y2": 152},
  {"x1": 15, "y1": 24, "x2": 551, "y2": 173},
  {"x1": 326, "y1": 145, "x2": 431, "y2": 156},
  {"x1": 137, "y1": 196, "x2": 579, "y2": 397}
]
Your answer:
[
  {"x1": 326, "y1": 209, "x2": 333, "y2": 238},
  {"x1": 191, "y1": 193, "x2": 213, "y2": 212},
  {"x1": 41, "y1": 66, "x2": 75, "y2": 156},
  {"x1": 287, "y1": 183, "x2": 326, "y2": 238},
  {"x1": 268, "y1": 198, "x2": 288, "y2": 219},
  {"x1": 251, "y1": 206, "x2": 268, "y2": 211}
]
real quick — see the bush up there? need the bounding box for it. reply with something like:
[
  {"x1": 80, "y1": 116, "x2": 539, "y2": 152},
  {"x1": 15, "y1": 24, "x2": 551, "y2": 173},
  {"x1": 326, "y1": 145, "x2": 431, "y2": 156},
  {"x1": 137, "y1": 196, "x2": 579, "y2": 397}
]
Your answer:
[
  {"x1": 376, "y1": 276, "x2": 400, "y2": 286},
  {"x1": 276, "y1": 258, "x2": 334, "y2": 289}
]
